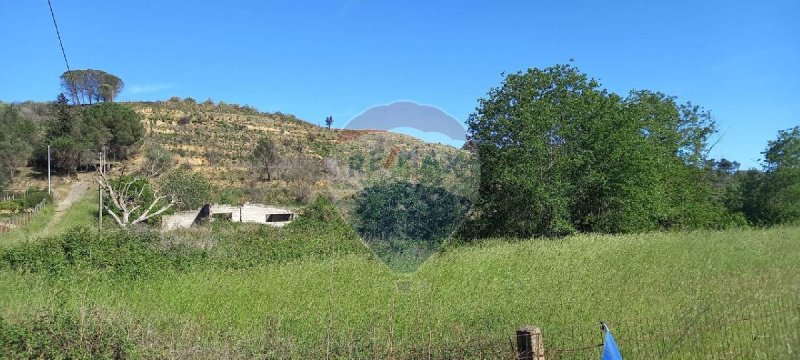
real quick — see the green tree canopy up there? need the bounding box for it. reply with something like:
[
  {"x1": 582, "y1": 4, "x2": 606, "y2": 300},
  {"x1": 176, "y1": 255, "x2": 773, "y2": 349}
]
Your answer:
[
  {"x1": 464, "y1": 64, "x2": 727, "y2": 239},
  {"x1": 60, "y1": 69, "x2": 124, "y2": 105},
  {"x1": 735, "y1": 127, "x2": 800, "y2": 226},
  {"x1": 43, "y1": 94, "x2": 103, "y2": 173},
  {"x1": 82, "y1": 102, "x2": 144, "y2": 160},
  {"x1": 158, "y1": 170, "x2": 213, "y2": 211},
  {"x1": 764, "y1": 126, "x2": 800, "y2": 172},
  {"x1": 0, "y1": 105, "x2": 39, "y2": 188}
]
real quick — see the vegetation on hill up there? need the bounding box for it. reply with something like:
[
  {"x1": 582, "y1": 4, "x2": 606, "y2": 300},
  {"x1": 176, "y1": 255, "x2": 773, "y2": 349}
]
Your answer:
[
  {"x1": 0, "y1": 103, "x2": 38, "y2": 189},
  {"x1": 352, "y1": 181, "x2": 471, "y2": 271},
  {"x1": 2, "y1": 62, "x2": 796, "y2": 232},
  {"x1": 114, "y1": 96, "x2": 476, "y2": 213},
  {"x1": 463, "y1": 64, "x2": 798, "y2": 239},
  {"x1": 60, "y1": 69, "x2": 124, "y2": 104}
]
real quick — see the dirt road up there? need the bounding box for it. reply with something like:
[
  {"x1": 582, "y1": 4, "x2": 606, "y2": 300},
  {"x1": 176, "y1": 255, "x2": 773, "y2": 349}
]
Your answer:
[{"x1": 43, "y1": 181, "x2": 91, "y2": 233}]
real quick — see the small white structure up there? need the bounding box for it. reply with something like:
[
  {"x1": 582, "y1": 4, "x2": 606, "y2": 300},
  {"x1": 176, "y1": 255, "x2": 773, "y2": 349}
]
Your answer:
[{"x1": 162, "y1": 203, "x2": 295, "y2": 231}]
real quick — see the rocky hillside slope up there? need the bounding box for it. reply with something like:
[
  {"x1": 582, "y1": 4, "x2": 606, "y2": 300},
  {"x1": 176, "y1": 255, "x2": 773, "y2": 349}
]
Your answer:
[{"x1": 127, "y1": 98, "x2": 476, "y2": 204}]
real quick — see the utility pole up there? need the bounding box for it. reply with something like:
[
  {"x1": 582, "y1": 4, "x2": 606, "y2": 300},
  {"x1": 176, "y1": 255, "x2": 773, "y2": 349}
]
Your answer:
[
  {"x1": 47, "y1": 145, "x2": 51, "y2": 195},
  {"x1": 98, "y1": 147, "x2": 104, "y2": 231}
]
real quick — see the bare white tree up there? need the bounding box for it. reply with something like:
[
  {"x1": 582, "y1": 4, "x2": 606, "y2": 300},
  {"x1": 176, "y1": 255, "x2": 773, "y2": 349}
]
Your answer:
[{"x1": 96, "y1": 170, "x2": 176, "y2": 228}]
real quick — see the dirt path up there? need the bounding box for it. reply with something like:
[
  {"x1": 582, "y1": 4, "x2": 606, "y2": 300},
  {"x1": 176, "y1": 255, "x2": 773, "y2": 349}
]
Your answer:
[{"x1": 43, "y1": 181, "x2": 91, "y2": 233}]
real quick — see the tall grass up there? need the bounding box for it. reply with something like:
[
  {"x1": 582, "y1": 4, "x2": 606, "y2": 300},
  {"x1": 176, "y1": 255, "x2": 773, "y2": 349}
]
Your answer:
[
  {"x1": 0, "y1": 225, "x2": 798, "y2": 357},
  {"x1": 0, "y1": 204, "x2": 54, "y2": 245}
]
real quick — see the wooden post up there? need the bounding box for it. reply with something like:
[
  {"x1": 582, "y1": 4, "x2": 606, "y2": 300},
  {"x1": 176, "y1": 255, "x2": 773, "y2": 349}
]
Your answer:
[
  {"x1": 517, "y1": 326, "x2": 544, "y2": 360},
  {"x1": 47, "y1": 144, "x2": 51, "y2": 195},
  {"x1": 98, "y1": 148, "x2": 105, "y2": 232}
]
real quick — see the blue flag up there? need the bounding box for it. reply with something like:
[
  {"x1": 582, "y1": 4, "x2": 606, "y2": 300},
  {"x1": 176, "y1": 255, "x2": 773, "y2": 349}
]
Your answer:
[{"x1": 601, "y1": 328, "x2": 623, "y2": 360}]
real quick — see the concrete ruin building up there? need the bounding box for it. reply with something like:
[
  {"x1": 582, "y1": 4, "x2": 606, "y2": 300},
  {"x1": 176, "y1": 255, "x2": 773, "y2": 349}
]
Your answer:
[{"x1": 162, "y1": 203, "x2": 296, "y2": 230}]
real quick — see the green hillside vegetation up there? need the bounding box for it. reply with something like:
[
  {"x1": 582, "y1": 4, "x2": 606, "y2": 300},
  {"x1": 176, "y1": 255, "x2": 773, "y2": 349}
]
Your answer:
[
  {"x1": 0, "y1": 64, "x2": 798, "y2": 358},
  {"x1": 128, "y1": 97, "x2": 474, "y2": 205}
]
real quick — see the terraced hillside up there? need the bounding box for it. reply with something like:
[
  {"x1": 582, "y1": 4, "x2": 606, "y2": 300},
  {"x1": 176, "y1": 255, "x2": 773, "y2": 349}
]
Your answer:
[{"x1": 127, "y1": 98, "x2": 476, "y2": 204}]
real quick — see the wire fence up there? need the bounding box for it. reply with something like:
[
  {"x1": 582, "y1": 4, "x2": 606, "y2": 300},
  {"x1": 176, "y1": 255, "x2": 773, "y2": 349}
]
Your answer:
[
  {"x1": 1, "y1": 190, "x2": 31, "y2": 201},
  {"x1": 0, "y1": 198, "x2": 48, "y2": 234}
]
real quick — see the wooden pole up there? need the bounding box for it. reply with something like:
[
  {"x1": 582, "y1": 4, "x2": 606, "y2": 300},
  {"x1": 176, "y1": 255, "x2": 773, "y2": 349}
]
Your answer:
[
  {"x1": 98, "y1": 149, "x2": 103, "y2": 231},
  {"x1": 517, "y1": 326, "x2": 545, "y2": 360},
  {"x1": 47, "y1": 145, "x2": 51, "y2": 195}
]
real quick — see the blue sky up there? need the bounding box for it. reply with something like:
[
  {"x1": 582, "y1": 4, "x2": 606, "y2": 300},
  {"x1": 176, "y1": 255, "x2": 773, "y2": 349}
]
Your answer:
[{"x1": 1, "y1": 0, "x2": 797, "y2": 169}]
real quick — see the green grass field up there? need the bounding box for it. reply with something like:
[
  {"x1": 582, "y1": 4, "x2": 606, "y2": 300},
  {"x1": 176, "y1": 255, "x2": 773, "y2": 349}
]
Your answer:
[{"x1": 0, "y1": 223, "x2": 798, "y2": 358}]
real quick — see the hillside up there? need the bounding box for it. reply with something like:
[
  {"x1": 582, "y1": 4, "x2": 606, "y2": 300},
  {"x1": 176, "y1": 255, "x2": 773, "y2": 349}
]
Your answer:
[{"x1": 126, "y1": 98, "x2": 476, "y2": 205}]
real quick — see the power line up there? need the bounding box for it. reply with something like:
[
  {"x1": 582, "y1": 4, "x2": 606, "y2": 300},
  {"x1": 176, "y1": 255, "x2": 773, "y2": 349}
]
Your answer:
[
  {"x1": 47, "y1": 0, "x2": 81, "y2": 105},
  {"x1": 47, "y1": 0, "x2": 72, "y2": 73}
]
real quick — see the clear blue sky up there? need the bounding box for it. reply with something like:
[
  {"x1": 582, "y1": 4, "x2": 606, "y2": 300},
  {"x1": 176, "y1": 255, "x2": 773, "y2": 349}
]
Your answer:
[{"x1": 1, "y1": 0, "x2": 797, "y2": 169}]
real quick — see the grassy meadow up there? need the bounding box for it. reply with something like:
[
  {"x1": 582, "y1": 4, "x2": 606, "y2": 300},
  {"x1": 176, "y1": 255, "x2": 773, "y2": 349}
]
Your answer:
[{"x1": 0, "y1": 217, "x2": 798, "y2": 358}]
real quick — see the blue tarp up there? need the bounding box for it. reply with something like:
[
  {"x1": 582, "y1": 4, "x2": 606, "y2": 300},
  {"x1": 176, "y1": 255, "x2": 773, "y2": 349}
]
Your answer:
[{"x1": 601, "y1": 328, "x2": 623, "y2": 360}]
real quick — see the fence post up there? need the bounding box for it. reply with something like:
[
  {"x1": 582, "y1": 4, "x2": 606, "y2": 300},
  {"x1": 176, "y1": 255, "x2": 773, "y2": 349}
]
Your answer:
[{"x1": 517, "y1": 326, "x2": 545, "y2": 360}]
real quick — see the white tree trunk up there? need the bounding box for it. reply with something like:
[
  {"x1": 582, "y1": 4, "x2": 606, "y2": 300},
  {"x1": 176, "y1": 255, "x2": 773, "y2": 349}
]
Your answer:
[{"x1": 96, "y1": 170, "x2": 176, "y2": 228}]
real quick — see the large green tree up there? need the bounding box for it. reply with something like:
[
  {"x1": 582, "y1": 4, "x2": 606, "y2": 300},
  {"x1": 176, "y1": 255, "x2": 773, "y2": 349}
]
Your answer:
[
  {"x1": 43, "y1": 94, "x2": 106, "y2": 173},
  {"x1": 736, "y1": 127, "x2": 800, "y2": 226},
  {"x1": 764, "y1": 126, "x2": 800, "y2": 171},
  {"x1": 82, "y1": 102, "x2": 144, "y2": 159},
  {"x1": 42, "y1": 96, "x2": 142, "y2": 173},
  {"x1": 464, "y1": 64, "x2": 727, "y2": 239},
  {"x1": 0, "y1": 105, "x2": 38, "y2": 188}
]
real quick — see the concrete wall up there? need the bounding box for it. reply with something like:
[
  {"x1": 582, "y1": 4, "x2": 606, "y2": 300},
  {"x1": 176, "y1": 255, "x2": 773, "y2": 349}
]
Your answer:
[{"x1": 162, "y1": 204, "x2": 295, "y2": 231}]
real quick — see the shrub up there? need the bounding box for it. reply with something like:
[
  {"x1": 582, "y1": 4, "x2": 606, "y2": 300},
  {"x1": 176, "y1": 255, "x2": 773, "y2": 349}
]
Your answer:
[
  {"x1": 288, "y1": 181, "x2": 314, "y2": 204},
  {"x1": 209, "y1": 198, "x2": 368, "y2": 269},
  {"x1": 296, "y1": 195, "x2": 339, "y2": 223},
  {"x1": 0, "y1": 200, "x2": 23, "y2": 214},
  {"x1": 0, "y1": 227, "x2": 202, "y2": 277},
  {"x1": 158, "y1": 170, "x2": 213, "y2": 211},
  {"x1": 22, "y1": 188, "x2": 52, "y2": 208},
  {"x1": 140, "y1": 141, "x2": 173, "y2": 177},
  {"x1": 0, "y1": 310, "x2": 137, "y2": 359},
  {"x1": 352, "y1": 181, "x2": 470, "y2": 243}
]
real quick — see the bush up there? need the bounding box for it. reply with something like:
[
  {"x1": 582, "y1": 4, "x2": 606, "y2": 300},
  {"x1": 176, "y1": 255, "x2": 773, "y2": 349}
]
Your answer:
[
  {"x1": 0, "y1": 309, "x2": 137, "y2": 359},
  {"x1": 296, "y1": 195, "x2": 339, "y2": 223},
  {"x1": 352, "y1": 181, "x2": 471, "y2": 243},
  {"x1": 22, "y1": 188, "x2": 52, "y2": 208},
  {"x1": 0, "y1": 227, "x2": 202, "y2": 278},
  {"x1": 158, "y1": 170, "x2": 213, "y2": 211},
  {"x1": 208, "y1": 199, "x2": 368, "y2": 269},
  {"x1": 140, "y1": 141, "x2": 173, "y2": 177},
  {"x1": 0, "y1": 200, "x2": 24, "y2": 213},
  {"x1": 288, "y1": 181, "x2": 314, "y2": 204}
]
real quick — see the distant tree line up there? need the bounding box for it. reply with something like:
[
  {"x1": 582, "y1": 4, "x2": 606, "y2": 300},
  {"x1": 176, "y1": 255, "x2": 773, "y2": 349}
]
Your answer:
[
  {"x1": 61, "y1": 69, "x2": 124, "y2": 105},
  {"x1": 0, "y1": 85, "x2": 144, "y2": 191},
  {"x1": 0, "y1": 103, "x2": 38, "y2": 189},
  {"x1": 459, "y1": 64, "x2": 799, "y2": 240},
  {"x1": 43, "y1": 94, "x2": 144, "y2": 173}
]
